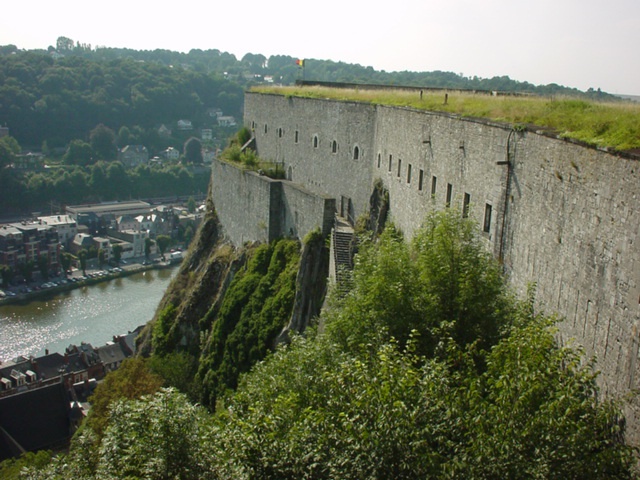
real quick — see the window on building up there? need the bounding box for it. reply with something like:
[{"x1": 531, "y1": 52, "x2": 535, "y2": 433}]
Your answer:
[
  {"x1": 331, "y1": 140, "x2": 338, "y2": 153},
  {"x1": 431, "y1": 176, "x2": 437, "y2": 196},
  {"x1": 446, "y1": 183, "x2": 453, "y2": 206},
  {"x1": 388, "y1": 155, "x2": 393, "y2": 172},
  {"x1": 483, "y1": 203, "x2": 492, "y2": 233},
  {"x1": 313, "y1": 135, "x2": 319, "y2": 148},
  {"x1": 377, "y1": 153, "x2": 381, "y2": 169},
  {"x1": 418, "y1": 169, "x2": 424, "y2": 191},
  {"x1": 354, "y1": 146, "x2": 360, "y2": 160},
  {"x1": 463, "y1": 192, "x2": 470, "y2": 218},
  {"x1": 264, "y1": 124, "x2": 268, "y2": 134},
  {"x1": 407, "y1": 164, "x2": 412, "y2": 184},
  {"x1": 278, "y1": 127, "x2": 283, "y2": 138},
  {"x1": 294, "y1": 130, "x2": 299, "y2": 143},
  {"x1": 397, "y1": 159, "x2": 402, "y2": 177}
]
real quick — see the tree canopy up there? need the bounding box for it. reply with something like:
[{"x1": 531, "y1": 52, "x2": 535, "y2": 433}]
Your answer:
[
  {"x1": 17, "y1": 209, "x2": 634, "y2": 479},
  {"x1": 0, "y1": 49, "x2": 243, "y2": 148},
  {"x1": 0, "y1": 42, "x2": 617, "y2": 151}
]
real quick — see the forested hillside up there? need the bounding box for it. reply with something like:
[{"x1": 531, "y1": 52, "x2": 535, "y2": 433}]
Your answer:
[
  {"x1": 0, "y1": 48, "x2": 243, "y2": 149},
  {"x1": 0, "y1": 37, "x2": 617, "y2": 149}
]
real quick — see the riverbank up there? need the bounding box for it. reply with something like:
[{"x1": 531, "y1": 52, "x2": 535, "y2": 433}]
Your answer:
[
  {"x1": 0, "y1": 257, "x2": 180, "y2": 306},
  {"x1": 0, "y1": 266, "x2": 178, "y2": 363}
]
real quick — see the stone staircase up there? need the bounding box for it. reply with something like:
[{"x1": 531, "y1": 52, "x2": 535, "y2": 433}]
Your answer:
[{"x1": 331, "y1": 216, "x2": 355, "y2": 292}]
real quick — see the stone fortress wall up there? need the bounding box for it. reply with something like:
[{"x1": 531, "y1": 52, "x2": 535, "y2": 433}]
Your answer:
[
  {"x1": 235, "y1": 90, "x2": 640, "y2": 443},
  {"x1": 211, "y1": 158, "x2": 335, "y2": 246}
]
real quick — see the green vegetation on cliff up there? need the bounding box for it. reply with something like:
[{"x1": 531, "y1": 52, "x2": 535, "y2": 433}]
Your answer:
[
  {"x1": 194, "y1": 239, "x2": 300, "y2": 408},
  {"x1": 16, "y1": 209, "x2": 633, "y2": 479},
  {"x1": 253, "y1": 85, "x2": 640, "y2": 151}
]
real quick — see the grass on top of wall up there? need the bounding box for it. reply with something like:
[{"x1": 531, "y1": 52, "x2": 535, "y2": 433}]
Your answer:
[{"x1": 251, "y1": 85, "x2": 640, "y2": 152}]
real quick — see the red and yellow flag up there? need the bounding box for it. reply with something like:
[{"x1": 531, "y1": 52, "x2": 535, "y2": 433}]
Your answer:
[{"x1": 296, "y1": 59, "x2": 305, "y2": 67}]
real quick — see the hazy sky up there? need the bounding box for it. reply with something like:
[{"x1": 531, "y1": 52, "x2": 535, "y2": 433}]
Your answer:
[{"x1": 2, "y1": 0, "x2": 639, "y2": 95}]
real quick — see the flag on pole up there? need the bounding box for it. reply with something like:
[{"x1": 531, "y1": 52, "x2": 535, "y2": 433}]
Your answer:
[{"x1": 296, "y1": 59, "x2": 305, "y2": 67}]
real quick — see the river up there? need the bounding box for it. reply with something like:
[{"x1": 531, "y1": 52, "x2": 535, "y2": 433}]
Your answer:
[{"x1": 0, "y1": 267, "x2": 177, "y2": 362}]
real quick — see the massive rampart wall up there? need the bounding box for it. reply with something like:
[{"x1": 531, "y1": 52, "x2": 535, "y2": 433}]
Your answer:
[
  {"x1": 211, "y1": 159, "x2": 335, "y2": 246},
  {"x1": 245, "y1": 93, "x2": 376, "y2": 223},
  {"x1": 243, "y1": 92, "x2": 640, "y2": 443}
]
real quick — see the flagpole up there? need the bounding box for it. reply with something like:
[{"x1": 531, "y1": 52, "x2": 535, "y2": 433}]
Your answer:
[{"x1": 296, "y1": 59, "x2": 305, "y2": 82}]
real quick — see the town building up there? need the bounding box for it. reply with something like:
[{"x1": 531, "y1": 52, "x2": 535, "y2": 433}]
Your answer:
[
  {"x1": 177, "y1": 119, "x2": 193, "y2": 131},
  {"x1": 0, "y1": 221, "x2": 60, "y2": 273},
  {"x1": 217, "y1": 115, "x2": 236, "y2": 127},
  {"x1": 119, "y1": 145, "x2": 149, "y2": 168},
  {"x1": 0, "y1": 327, "x2": 143, "y2": 459},
  {"x1": 161, "y1": 146, "x2": 180, "y2": 161},
  {"x1": 67, "y1": 201, "x2": 152, "y2": 233},
  {"x1": 38, "y1": 215, "x2": 77, "y2": 248}
]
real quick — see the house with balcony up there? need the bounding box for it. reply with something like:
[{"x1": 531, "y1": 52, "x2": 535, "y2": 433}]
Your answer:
[
  {"x1": 38, "y1": 215, "x2": 77, "y2": 248},
  {"x1": 0, "y1": 222, "x2": 60, "y2": 274}
]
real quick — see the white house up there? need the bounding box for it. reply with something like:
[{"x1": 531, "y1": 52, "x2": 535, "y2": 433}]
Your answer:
[
  {"x1": 177, "y1": 119, "x2": 193, "y2": 131},
  {"x1": 201, "y1": 129, "x2": 213, "y2": 141},
  {"x1": 217, "y1": 116, "x2": 236, "y2": 127},
  {"x1": 161, "y1": 147, "x2": 180, "y2": 161}
]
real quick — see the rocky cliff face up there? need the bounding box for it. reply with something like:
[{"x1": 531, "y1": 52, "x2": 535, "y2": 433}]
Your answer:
[{"x1": 137, "y1": 192, "x2": 329, "y2": 408}]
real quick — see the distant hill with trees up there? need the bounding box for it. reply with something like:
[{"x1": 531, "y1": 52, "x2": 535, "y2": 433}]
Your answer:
[
  {"x1": 0, "y1": 44, "x2": 243, "y2": 151},
  {"x1": 0, "y1": 37, "x2": 618, "y2": 151},
  {"x1": 0, "y1": 38, "x2": 621, "y2": 215}
]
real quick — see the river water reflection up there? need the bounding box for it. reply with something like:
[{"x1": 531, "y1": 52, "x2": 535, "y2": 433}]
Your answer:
[{"x1": 0, "y1": 267, "x2": 177, "y2": 362}]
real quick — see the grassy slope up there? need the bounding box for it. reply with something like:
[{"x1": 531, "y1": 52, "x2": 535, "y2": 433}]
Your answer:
[{"x1": 252, "y1": 85, "x2": 640, "y2": 152}]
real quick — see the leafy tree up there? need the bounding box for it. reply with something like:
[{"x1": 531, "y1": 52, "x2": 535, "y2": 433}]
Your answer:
[
  {"x1": 325, "y1": 210, "x2": 512, "y2": 360},
  {"x1": 90, "y1": 123, "x2": 117, "y2": 160},
  {"x1": 148, "y1": 352, "x2": 197, "y2": 398},
  {"x1": 56, "y1": 36, "x2": 75, "y2": 52},
  {"x1": 144, "y1": 237, "x2": 153, "y2": 259},
  {"x1": 0, "y1": 450, "x2": 53, "y2": 479},
  {"x1": 63, "y1": 139, "x2": 93, "y2": 166},
  {"x1": 156, "y1": 234, "x2": 172, "y2": 260},
  {"x1": 102, "y1": 160, "x2": 129, "y2": 200},
  {"x1": 89, "y1": 162, "x2": 107, "y2": 198},
  {"x1": 0, "y1": 136, "x2": 20, "y2": 168},
  {"x1": 183, "y1": 137, "x2": 203, "y2": 164},
  {"x1": 60, "y1": 252, "x2": 73, "y2": 275},
  {"x1": 206, "y1": 214, "x2": 633, "y2": 477},
  {"x1": 187, "y1": 195, "x2": 196, "y2": 214},
  {"x1": 95, "y1": 388, "x2": 216, "y2": 480},
  {"x1": 412, "y1": 209, "x2": 512, "y2": 354},
  {"x1": 116, "y1": 125, "x2": 132, "y2": 147},
  {"x1": 0, "y1": 265, "x2": 13, "y2": 288},
  {"x1": 459, "y1": 304, "x2": 634, "y2": 478},
  {"x1": 111, "y1": 243, "x2": 123, "y2": 265},
  {"x1": 18, "y1": 260, "x2": 34, "y2": 283},
  {"x1": 85, "y1": 357, "x2": 163, "y2": 439},
  {"x1": 183, "y1": 224, "x2": 194, "y2": 247},
  {"x1": 211, "y1": 312, "x2": 633, "y2": 478},
  {"x1": 78, "y1": 248, "x2": 87, "y2": 275},
  {"x1": 97, "y1": 248, "x2": 106, "y2": 269},
  {"x1": 236, "y1": 125, "x2": 252, "y2": 146},
  {"x1": 36, "y1": 254, "x2": 49, "y2": 281}
]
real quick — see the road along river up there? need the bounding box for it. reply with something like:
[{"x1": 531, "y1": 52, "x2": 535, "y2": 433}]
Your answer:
[{"x1": 0, "y1": 267, "x2": 177, "y2": 362}]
